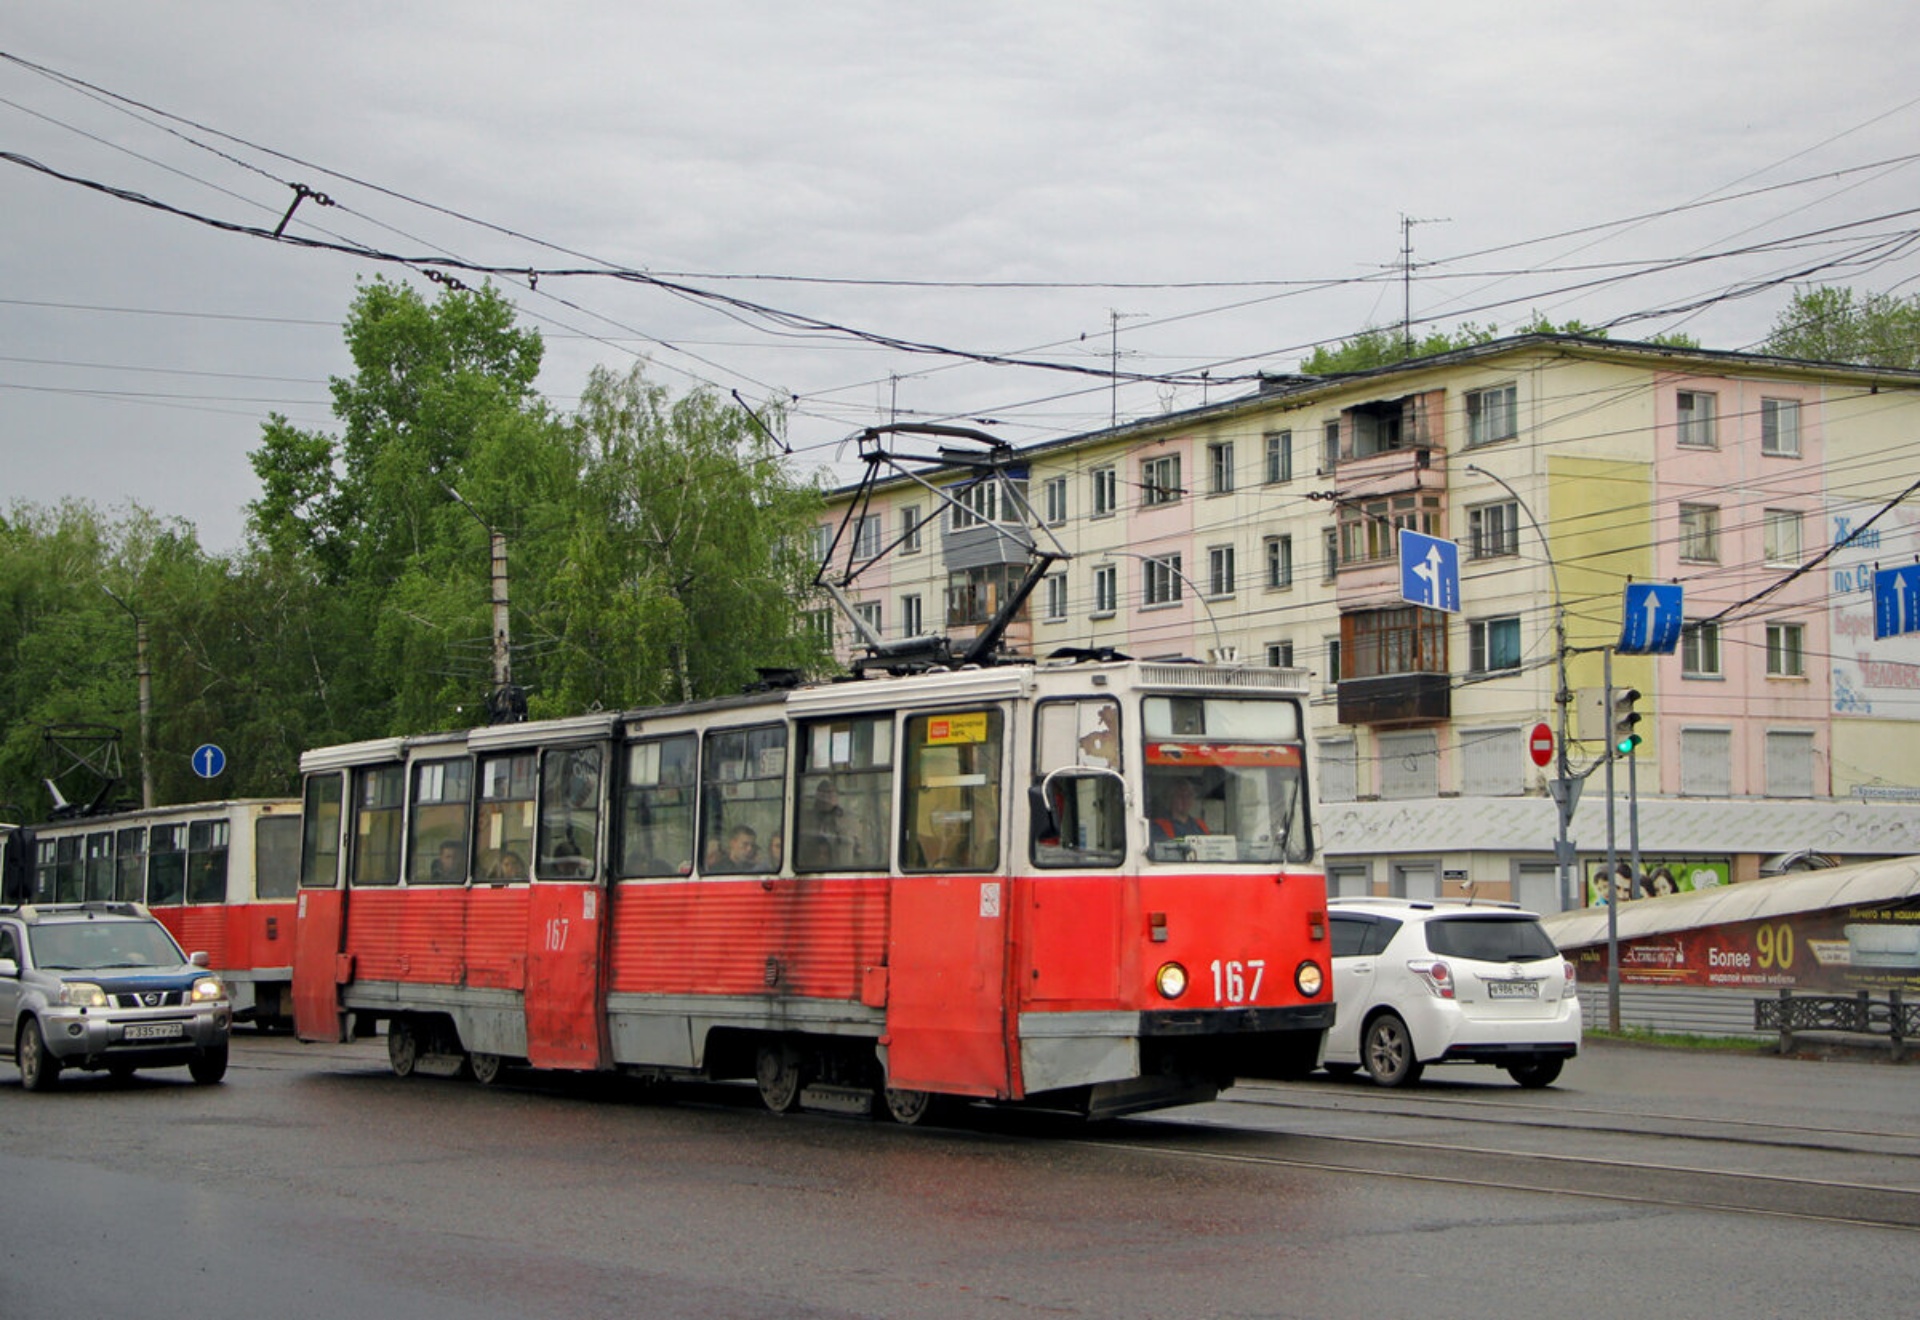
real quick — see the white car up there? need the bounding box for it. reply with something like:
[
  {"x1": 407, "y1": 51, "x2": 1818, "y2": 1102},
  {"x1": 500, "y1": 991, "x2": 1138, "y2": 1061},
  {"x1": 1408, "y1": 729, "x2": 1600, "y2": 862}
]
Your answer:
[{"x1": 1324, "y1": 898, "x2": 1580, "y2": 1088}]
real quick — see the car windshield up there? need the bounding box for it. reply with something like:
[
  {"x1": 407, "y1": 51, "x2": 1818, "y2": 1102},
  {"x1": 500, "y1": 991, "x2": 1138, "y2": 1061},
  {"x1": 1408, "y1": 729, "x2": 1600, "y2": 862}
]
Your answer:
[
  {"x1": 1424, "y1": 916, "x2": 1560, "y2": 963},
  {"x1": 28, "y1": 920, "x2": 184, "y2": 971}
]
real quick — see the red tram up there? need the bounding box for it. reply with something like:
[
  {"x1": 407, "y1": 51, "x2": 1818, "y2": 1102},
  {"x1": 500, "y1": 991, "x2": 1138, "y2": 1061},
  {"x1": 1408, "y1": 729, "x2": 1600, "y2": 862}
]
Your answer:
[
  {"x1": 292, "y1": 657, "x2": 1331, "y2": 1119},
  {"x1": 20, "y1": 799, "x2": 304, "y2": 1027}
]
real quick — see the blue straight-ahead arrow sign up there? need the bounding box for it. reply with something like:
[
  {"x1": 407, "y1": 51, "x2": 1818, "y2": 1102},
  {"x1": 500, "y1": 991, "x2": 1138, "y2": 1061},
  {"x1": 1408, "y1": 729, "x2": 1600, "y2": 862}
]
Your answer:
[
  {"x1": 1875, "y1": 565, "x2": 1920, "y2": 639},
  {"x1": 1398, "y1": 529, "x2": 1461, "y2": 613},
  {"x1": 191, "y1": 743, "x2": 227, "y2": 779},
  {"x1": 1619, "y1": 583, "x2": 1685, "y2": 654}
]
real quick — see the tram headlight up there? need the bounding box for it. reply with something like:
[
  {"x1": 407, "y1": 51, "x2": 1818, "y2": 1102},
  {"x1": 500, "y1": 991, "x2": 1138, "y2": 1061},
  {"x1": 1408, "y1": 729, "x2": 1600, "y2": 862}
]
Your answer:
[
  {"x1": 1154, "y1": 962, "x2": 1189, "y2": 1000},
  {"x1": 190, "y1": 975, "x2": 227, "y2": 1004},
  {"x1": 57, "y1": 981, "x2": 108, "y2": 1008},
  {"x1": 1294, "y1": 961, "x2": 1324, "y2": 997}
]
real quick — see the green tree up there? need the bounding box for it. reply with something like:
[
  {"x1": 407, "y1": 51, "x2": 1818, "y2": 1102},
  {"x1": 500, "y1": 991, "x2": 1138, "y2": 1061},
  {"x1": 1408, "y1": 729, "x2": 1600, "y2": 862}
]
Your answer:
[
  {"x1": 1763, "y1": 285, "x2": 1920, "y2": 369},
  {"x1": 1300, "y1": 316, "x2": 1696, "y2": 374}
]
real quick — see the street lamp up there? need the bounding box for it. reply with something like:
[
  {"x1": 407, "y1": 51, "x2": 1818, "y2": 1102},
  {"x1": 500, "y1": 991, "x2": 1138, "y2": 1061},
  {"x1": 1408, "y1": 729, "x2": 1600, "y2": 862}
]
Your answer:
[
  {"x1": 1463, "y1": 464, "x2": 1574, "y2": 911},
  {"x1": 1100, "y1": 549, "x2": 1230, "y2": 662}
]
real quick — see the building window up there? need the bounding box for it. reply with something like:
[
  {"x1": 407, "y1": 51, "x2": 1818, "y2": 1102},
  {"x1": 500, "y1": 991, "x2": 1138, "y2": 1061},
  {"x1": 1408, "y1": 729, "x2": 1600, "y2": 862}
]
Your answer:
[
  {"x1": 1681, "y1": 620, "x2": 1721, "y2": 677},
  {"x1": 1465, "y1": 384, "x2": 1517, "y2": 447},
  {"x1": 1677, "y1": 390, "x2": 1717, "y2": 447},
  {"x1": 1043, "y1": 477, "x2": 1068, "y2": 526},
  {"x1": 1680, "y1": 727, "x2": 1732, "y2": 797},
  {"x1": 1092, "y1": 466, "x2": 1117, "y2": 517},
  {"x1": 1044, "y1": 572, "x2": 1067, "y2": 621},
  {"x1": 946, "y1": 563, "x2": 1024, "y2": 626},
  {"x1": 1469, "y1": 616, "x2": 1522, "y2": 673},
  {"x1": 1143, "y1": 554, "x2": 1184, "y2": 607},
  {"x1": 852, "y1": 514, "x2": 882, "y2": 561},
  {"x1": 1092, "y1": 564, "x2": 1117, "y2": 615},
  {"x1": 900, "y1": 505, "x2": 922, "y2": 554},
  {"x1": 809, "y1": 524, "x2": 832, "y2": 565},
  {"x1": 949, "y1": 480, "x2": 1002, "y2": 530},
  {"x1": 1322, "y1": 420, "x2": 1340, "y2": 472},
  {"x1": 1264, "y1": 534, "x2": 1294, "y2": 589},
  {"x1": 1267, "y1": 640, "x2": 1295, "y2": 668},
  {"x1": 1208, "y1": 442, "x2": 1235, "y2": 495},
  {"x1": 1378, "y1": 730, "x2": 1438, "y2": 800},
  {"x1": 1764, "y1": 509, "x2": 1803, "y2": 567},
  {"x1": 901, "y1": 593, "x2": 923, "y2": 638},
  {"x1": 1468, "y1": 500, "x2": 1519, "y2": 559},
  {"x1": 1324, "y1": 636, "x2": 1342, "y2": 686},
  {"x1": 1322, "y1": 527, "x2": 1339, "y2": 582},
  {"x1": 1761, "y1": 398, "x2": 1801, "y2": 457},
  {"x1": 1766, "y1": 730, "x2": 1815, "y2": 798},
  {"x1": 1339, "y1": 493, "x2": 1441, "y2": 566},
  {"x1": 854, "y1": 600, "x2": 883, "y2": 635},
  {"x1": 1265, "y1": 430, "x2": 1293, "y2": 484},
  {"x1": 1766, "y1": 622, "x2": 1805, "y2": 677},
  {"x1": 1208, "y1": 545, "x2": 1235, "y2": 597},
  {"x1": 1142, "y1": 455, "x2": 1181, "y2": 507},
  {"x1": 1341, "y1": 606, "x2": 1448, "y2": 680},
  {"x1": 1679, "y1": 503, "x2": 1720, "y2": 562},
  {"x1": 804, "y1": 609, "x2": 834, "y2": 644}
]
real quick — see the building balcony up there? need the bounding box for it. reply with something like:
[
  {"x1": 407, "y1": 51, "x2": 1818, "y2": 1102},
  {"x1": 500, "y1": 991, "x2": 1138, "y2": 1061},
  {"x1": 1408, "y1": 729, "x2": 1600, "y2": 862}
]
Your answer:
[{"x1": 1336, "y1": 671, "x2": 1451, "y2": 726}]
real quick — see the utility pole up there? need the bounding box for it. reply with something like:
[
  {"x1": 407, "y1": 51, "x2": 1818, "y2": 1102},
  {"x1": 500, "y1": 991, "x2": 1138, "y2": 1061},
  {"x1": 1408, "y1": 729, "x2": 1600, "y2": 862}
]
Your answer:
[
  {"x1": 444, "y1": 486, "x2": 516, "y2": 720},
  {"x1": 1109, "y1": 310, "x2": 1146, "y2": 428},
  {"x1": 101, "y1": 586, "x2": 154, "y2": 810},
  {"x1": 1398, "y1": 213, "x2": 1450, "y2": 356}
]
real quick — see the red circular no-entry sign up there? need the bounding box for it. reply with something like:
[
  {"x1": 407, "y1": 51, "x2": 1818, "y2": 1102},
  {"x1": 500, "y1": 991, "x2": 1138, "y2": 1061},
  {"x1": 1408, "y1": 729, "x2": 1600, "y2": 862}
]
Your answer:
[{"x1": 1528, "y1": 722, "x2": 1555, "y2": 767}]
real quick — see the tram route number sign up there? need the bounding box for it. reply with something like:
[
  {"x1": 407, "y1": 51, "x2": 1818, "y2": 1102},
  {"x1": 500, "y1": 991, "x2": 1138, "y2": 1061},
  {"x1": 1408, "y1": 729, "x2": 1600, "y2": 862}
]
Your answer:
[{"x1": 191, "y1": 744, "x2": 227, "y2": 779}]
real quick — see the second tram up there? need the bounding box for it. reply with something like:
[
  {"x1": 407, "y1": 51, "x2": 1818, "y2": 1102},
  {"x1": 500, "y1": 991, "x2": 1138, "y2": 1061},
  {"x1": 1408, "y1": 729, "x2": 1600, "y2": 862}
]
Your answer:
[
  {"x1": 21, "y1": 799, "x2": 304, "y2": 1028},
  {"x1": 293, "y1": 657, "x2": 1332, "y2": 1119}
]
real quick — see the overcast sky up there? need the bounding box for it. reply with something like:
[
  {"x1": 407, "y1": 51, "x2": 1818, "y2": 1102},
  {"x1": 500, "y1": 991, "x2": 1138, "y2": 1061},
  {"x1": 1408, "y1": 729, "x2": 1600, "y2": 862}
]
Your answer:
[{"x1": 6, "y1": 2, "x2": 1919, "y2": 553}]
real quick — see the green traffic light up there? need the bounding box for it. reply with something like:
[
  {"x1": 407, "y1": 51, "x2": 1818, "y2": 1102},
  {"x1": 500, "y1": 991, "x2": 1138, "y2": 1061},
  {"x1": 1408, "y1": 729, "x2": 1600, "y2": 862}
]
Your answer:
[{"x1": 1616, "y1": 733, "x2": 1643, "y2": 755}]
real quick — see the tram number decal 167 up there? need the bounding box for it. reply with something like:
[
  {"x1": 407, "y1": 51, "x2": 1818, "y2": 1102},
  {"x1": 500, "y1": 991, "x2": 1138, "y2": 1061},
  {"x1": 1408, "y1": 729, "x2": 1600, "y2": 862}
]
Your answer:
[
  {"x1": 1211, "y1": 959, "x2": 1266, "y2": 1003},
  {"x1": 544, "y1": 917, "x2": 571, "y2": 952}
]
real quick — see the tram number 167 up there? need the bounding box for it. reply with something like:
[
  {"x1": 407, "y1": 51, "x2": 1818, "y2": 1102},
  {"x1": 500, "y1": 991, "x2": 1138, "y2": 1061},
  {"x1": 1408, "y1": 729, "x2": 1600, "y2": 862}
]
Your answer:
[
  {"x1": 544, "y1": 917, "x2": 571, "y2": 952},
  {"x1": 1211, "y1": 959, "x2": 1266, "y2": 1004}
]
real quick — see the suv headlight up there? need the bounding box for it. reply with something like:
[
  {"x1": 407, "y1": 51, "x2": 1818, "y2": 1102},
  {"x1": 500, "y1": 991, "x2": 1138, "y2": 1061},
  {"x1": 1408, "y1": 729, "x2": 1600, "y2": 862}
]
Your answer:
[
  {"x1": 58, "y1": 981, "x2": 109, "y2": 1008},
  {"x1": 190, "y1": 975, "x2": 227, "y2": 1003}
]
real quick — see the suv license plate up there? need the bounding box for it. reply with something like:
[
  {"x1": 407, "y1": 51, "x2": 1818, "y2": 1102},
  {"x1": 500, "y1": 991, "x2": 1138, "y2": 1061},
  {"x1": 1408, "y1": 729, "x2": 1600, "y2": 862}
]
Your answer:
[
  {"x1": 123, "y1": 1022, "x2": 185, "y2": 1041},
  {"x1": 1486, "y1": 980, "x2": 1539, "y2": 1000}
]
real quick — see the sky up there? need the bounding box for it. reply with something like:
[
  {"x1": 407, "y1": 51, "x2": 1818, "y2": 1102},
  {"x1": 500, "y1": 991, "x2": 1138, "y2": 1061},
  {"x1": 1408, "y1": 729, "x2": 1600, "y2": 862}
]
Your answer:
[{"x1": 5, "y1": 2, "x2": 1920, "y2": 554}]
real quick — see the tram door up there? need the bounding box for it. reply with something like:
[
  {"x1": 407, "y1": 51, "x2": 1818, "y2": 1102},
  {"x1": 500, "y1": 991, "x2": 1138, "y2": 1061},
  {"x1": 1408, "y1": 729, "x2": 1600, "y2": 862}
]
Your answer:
[
  {"x1": 883, "y1": 710, "x2": 1014, "y2": 1098},
  {"x1": 522, "y1": 745, "x2": 610, "y2": 1070},
  {"x1": 292, "y1": 772, "x2": 350, "y2": 1041}
]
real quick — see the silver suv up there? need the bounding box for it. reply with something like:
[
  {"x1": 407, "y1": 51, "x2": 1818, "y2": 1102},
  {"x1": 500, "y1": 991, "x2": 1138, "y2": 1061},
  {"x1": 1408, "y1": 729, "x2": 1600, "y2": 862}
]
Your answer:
[
  {"x1": 0, "y1": 902, "x2": 232, "y2": 1091},
  {"x1": 1325, "y1": 898, "x2": 1580, "y2": 1088}
]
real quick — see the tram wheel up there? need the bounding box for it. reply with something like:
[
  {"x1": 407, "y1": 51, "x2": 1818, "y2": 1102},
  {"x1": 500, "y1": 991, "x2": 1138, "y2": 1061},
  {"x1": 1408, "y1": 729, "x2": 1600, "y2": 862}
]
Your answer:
[
  {"x1": 387, "y1": 1019, "x2": 420, "y2": 1079},
  {"x1": 468, "y1": 1051, "x2": 505, "y2": 1086},
  {"x1": 755, "y1": 1041, "x2": 804, "y2": 1113},
  {"x1": 877, "y1": 1087, "x2": 936, "y2": 1126}
]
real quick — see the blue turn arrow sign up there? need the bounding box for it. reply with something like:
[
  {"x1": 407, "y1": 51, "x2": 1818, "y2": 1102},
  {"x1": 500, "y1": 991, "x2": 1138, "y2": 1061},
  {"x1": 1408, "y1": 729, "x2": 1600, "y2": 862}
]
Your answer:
[{"x1": 1618, "y1": 583, "x2": 1684, "y2": 654}]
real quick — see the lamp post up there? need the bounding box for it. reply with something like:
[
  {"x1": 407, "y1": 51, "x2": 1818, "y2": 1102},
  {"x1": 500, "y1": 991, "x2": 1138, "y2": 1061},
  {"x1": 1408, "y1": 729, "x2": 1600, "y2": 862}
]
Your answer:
[
  {"x1": 1463, "y1": 464, "x2": 1574, "y2": 911},
  {"x1": 1100, "y1": 549, "x2": 1229, "y2": 662},
  {"x1": 100, "y1": 585, "x2": 154, "y2": 810}
]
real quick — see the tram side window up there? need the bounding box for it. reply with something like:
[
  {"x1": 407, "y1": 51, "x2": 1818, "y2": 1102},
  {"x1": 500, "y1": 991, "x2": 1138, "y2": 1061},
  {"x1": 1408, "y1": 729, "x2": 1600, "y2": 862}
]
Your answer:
[
  {"x1": 32, "y1": 836, "x2": 81, "y2": 904},
  {"x1": 85, "y1": 831, "x2": 116, "y2": 902},
  {"x1": 351, "y1": 765, "x2": 405, "y2": 887},
  {"x1": 538, "y1": 746, "x2": 601, "y2": 879},
  {"x1": 300, "y1": 773, "x2": 345, "y2": 889},
  {"x1": 185, "y1": 820, "x2": 230, "y2": 904},
  {"x1": 618, "y1": 735, "x2": 696, "y2": 877},
  {"x1": 408, "y1": 758, "x2": 474, "y2": 885},
  {"x1": 255, "y1": 816, "x2": 301, "y2": 900},
  {"x1": 903, "y1": 710, "x2": 1003, "y2": 873},
  {"x1": 795, "y1": 716, "x2": 893, "y2": 873},
  {"x1": 1031, "y1": 699, "x2": 1125, "y2": 869},
  {"x1": 115, "y1": 826, "x2": 146, "y2": 902},
  {"x1": 148, "y1": 825, "x2": 187, "y2": 905},
  {"x1": 701, "y1": 724, "x2": 786, "y2": 875},
  {"x1": 476, "y1": 753, "x2": 536, "y2": 882}
]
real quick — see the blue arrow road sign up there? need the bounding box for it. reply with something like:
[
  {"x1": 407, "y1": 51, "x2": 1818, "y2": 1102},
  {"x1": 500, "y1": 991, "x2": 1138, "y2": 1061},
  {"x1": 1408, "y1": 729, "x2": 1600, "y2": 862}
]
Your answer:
[
  {"x1": 1877, "y1": 566, "x2": 1920, "y2": 639},
  {"x1": 1398, "y1": 529, "x2": 1461, "y2": 613},
  {"x1": 191, "y1": 744, "x2": 227, "y2": 779},
  {"x1": 1618, "y1": 583, "x2": 1685, "y2": 654}
]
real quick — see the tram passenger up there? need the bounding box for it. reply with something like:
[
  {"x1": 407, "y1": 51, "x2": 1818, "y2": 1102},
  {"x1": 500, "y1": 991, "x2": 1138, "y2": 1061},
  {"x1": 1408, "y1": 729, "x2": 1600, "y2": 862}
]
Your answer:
[
  {"x1": 488, "y1": 850, "x2": 527, "y2": 881},
  {"x1": 798, "y1": 778, "x2": 852, "y2": 868},
  {"x1": 430, "y1": 840, "x2": 465, "y2": 883},
  {"x1": 1151, "y1": 779, "x2": 1211, "y2": 841},
  {"x1": 707, "y1": 824, "x2": 764, "y2": 873}
]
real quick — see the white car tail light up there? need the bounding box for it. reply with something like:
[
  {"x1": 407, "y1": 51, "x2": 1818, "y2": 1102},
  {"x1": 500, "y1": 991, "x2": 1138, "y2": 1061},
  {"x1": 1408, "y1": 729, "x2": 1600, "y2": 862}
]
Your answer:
[{"x1": 1409, "y1": 959, "x2": 1455, "y2": 999}]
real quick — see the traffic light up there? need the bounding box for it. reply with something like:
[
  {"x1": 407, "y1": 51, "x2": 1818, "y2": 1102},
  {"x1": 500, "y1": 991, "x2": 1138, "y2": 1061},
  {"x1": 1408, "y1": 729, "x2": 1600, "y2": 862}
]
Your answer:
[{"x1": 1611, "y1": 686, "x2": 1643, "y2": 756}]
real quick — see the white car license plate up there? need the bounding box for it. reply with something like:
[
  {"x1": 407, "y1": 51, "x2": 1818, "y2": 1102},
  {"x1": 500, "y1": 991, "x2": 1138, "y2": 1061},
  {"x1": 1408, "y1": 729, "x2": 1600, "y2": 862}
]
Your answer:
[
  {"x1": 123, "y1": 1022, "x2": 185, "y2": 1041},
  {"x1": 1486, "y1": 980, "x2": 1538, "y2": 1000}
]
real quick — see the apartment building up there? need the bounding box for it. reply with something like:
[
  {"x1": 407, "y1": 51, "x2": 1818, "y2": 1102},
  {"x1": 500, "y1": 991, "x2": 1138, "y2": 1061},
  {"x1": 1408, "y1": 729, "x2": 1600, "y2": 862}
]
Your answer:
[{"x1": 817, "y1": 334, "x2": 1920, "y2": 911}]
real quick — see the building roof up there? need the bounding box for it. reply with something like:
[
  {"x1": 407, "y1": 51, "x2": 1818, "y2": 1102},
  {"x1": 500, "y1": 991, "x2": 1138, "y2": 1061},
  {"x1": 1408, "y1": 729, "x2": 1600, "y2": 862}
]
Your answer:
[{"x1": 1540, "y1": 854, "x2": 1920, "y2": 949}]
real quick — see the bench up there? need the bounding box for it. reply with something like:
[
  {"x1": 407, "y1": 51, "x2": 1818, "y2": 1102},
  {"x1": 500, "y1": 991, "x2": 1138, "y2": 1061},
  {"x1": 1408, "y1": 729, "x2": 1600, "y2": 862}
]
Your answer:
[{"x1": 1755, "y1": 989, "x2": 1918, "y2": 1061}]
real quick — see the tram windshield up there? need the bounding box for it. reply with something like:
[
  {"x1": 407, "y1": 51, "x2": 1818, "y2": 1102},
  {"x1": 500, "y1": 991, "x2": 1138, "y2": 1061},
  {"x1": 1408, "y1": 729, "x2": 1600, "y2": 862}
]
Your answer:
[{"x1": 1140, "y1": 694, "x2": 1309, "y2": 864}]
